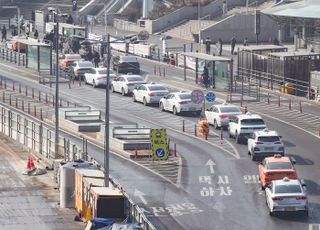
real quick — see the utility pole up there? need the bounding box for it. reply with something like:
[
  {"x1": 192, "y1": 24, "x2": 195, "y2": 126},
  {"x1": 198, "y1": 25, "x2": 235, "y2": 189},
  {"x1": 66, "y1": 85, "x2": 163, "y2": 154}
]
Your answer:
[
  {"x1": 55, "y1": 7, "x2": 60, "y2": 159},
  {"x1": 104, "y1": 34, "x2": 111, "y2": 187}
]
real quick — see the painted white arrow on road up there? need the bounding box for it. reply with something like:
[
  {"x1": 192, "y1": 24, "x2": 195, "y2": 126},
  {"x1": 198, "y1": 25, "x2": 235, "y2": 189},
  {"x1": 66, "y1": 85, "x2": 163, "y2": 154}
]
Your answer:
[
  {"x1": 206, "y1": 159, "x2": 216, "y2": 174},
  {"x1": 134, "y1": 189, "x2": 147, "y2": 205}
]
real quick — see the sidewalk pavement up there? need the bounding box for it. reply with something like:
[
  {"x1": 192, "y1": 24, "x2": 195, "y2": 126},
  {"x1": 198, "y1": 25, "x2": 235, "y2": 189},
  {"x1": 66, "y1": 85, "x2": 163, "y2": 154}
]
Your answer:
[{"x1": 0, "y1": 133, "x2": 83, "y2": 230}]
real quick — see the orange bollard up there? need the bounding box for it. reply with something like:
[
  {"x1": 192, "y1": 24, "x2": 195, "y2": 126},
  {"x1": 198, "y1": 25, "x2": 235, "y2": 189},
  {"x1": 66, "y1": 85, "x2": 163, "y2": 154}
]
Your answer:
[
  {"x1": 182, "y1": 120, "x2": 185, "y2": 132},
  {"x1": 34, "y1": 106, "x2": 37, "y2": 117},
  {"x1": 289, "y1": 99, "x2": 291, "y2": 110},
  {"x1": 194, "y1": 124, "x2": 197, "y2": 136},
  {"x1": 163, "y1": 67, "x2": 166, "y2": 77},
  {"x1": 220, "y1": 129, "x2": 223, "y2": 144},
  {"x1": 159, "y1": 66, "x2": 162, "y2": 76},
  {"x1": 278, "y1": 95, "x2": 280, "y2": 107},
  {"x1": 40, "y1": 108, "x2": 43, "y2": 121},
  {"x1": 154, "y1": 65, "x2": 156, "y2": 75},
  {"x1": 299, "y1": 101, "x2": 302, "y2": 113},
  {"x1": 174, "y1": 143, "x2": 177, "y2": 157},
  {"x1": 267, "y1": 93, "x2": 270, "y2": 104}
]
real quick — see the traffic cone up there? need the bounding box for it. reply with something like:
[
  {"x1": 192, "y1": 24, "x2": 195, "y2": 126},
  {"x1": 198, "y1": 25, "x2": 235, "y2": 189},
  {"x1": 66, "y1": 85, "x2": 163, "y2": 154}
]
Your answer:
[{"x1": 27, "y1": 158, "x2": 35, "y2": 170}]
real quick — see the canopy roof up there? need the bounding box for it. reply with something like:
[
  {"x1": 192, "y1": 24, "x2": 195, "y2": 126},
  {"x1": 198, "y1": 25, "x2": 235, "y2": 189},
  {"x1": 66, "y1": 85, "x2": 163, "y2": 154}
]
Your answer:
[
  {"x1": 180, "y1": 52, "x2": 231, "y2": 62},
  {"x1": 262, "y1": 0, "x2": 320, "y2": 19}
]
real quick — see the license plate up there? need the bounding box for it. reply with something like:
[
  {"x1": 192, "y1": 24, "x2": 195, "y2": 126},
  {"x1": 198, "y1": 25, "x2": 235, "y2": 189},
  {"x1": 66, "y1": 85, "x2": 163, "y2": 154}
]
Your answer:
[
  {"x1": 285, "y1": 207, "x2": 296, "y2": 211},
  {"x1": 265, "y1": 147, "x2": 273, "y2": 151}
]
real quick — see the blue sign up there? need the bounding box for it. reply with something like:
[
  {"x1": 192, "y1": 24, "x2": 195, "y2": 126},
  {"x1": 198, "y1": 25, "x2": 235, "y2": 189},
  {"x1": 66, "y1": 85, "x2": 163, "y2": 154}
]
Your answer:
[
  {"x1": 206, "y1": 92, "x2": 216, "y2": 102},
  {"x1": 155, "y1": 148, "x2": 165, "y2": 158}
]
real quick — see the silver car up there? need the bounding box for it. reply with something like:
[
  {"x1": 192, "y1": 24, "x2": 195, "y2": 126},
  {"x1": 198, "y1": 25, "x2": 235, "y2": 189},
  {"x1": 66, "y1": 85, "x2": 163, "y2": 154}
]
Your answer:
[{"x1": 265, "y1": 177, "x2": 308, "y2": 216}]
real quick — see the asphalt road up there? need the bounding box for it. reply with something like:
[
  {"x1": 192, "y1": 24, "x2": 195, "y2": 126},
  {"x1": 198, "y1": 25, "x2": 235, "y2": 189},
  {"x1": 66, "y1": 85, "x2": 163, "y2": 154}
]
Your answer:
[{"x1": 0, "y1": 56, "x2": 320, "y2": 230}]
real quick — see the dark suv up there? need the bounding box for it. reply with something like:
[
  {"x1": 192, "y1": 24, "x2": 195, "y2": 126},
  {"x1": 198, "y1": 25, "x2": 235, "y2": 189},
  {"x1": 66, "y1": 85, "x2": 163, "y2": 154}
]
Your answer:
[{"x1": 112, "y1": 55, "x2": 140, "y2": 74}]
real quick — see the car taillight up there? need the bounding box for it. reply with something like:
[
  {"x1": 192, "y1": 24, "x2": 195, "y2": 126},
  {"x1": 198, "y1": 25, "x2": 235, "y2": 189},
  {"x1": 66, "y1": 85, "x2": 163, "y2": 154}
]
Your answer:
[
  {"x1": 274, "y1": 141, "x2": 283, "y2": 144},
  {"x1": 219, "y1": 114, "x2": 228, "y2": 119},
  {"x1": 296, "y1": 196, "x2": 307, "y2": 200},
  {"x1": 179, "y1": 101, "x2": 188, "y2": 104},
  {"x1": 148, "y1": 92, "x2": 154, "y2": 96},
  {"x1": 272, "y1": 197, "x2": 283, "y2": 201},
  {"x1": 255, "y1": 141, "x2": 263, "y2": 144},
  {"x1": 266, "y1": 173, "x2": 273, "y2": 177}
]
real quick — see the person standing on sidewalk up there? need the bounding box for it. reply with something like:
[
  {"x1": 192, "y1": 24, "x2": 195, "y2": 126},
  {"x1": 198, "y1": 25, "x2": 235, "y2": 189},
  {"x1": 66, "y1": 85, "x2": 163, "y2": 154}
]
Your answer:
[
  {"x1": 243, "y1": 37, "x2": 248, "y2": 46},
  {"x1": 217, "y1": 38, "x2": 223, "y2": 56},
  {"x1": 34, "y1": 29, "x2": 39, "y2": 39},
  {"x1": 93, "y1": 50, "x2": 100, "y2": 68},
  {"x1": 1, "y1": 26, "x2": 7, "y2": 42},
  {"x1": 205, "y1": 37, "x2": 211, "y2": 54},
  {"x1": 231, "y1": 36, "x2": 236, "y2": 55}
]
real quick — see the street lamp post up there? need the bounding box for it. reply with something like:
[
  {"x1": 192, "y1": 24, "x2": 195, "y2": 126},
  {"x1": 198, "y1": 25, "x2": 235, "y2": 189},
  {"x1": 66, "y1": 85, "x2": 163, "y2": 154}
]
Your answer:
[
  {"x1": 104, "y1": 33, "x2": 111, "y2": 187},
  {"x1": 49, "y1": 6, "x2": 60, "y2": 159}
]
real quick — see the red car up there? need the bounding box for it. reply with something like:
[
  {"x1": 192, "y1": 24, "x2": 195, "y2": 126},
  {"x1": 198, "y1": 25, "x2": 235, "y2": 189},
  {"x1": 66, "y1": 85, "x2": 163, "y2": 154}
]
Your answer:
[{"x1": 59, "y1": 54, "x2": 82, "y2": 70}]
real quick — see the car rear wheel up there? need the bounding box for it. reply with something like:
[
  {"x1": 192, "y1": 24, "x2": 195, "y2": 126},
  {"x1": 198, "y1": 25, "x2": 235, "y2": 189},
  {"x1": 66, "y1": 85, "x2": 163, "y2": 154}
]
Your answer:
[
  {"x1": 173, "y1": 106, "x2": 178, "y2": 115},
  {"x1": 143, "y1": 97, "x2": 148, "y2": 106},
  {"x1": 160, "y1": 103, "x2": 164, "y2": 111},
  {"x1": 92, "y1": 80, "x2": 97, "y2": 88},
  {"x1": 235, "y1": 132, "x2": 241, "y2": 144},
  {"x1": 251, "y1": 153, "x2": 256, "y2": 161},
  {"x1": 121, "y1": 88, "x2": 125, "y2": 96},
  {"x1": 213, "y1": 120, "x2": 219, "y2": 130}
]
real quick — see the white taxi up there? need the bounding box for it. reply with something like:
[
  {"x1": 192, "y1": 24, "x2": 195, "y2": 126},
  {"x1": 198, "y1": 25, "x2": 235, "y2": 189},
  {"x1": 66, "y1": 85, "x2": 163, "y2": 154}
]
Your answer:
[
  {"x1": 132, "y1": 83, "x2": 169, "y2": 105},
  {"x1": 265, "y1": 177, "x2": 308, "y2": 216},
  {"x1": 205, "y1": 103, "x2": 242, "y2": 129},
  {"x1": 247, "y1": 129, "x2": 284, "y2": 161},
  {"x1": 111, "y1": 74, "x2": 146, "y2": 96},
  {"x1": 159, "y1": 91, "x2": 202, "y2": 115}
]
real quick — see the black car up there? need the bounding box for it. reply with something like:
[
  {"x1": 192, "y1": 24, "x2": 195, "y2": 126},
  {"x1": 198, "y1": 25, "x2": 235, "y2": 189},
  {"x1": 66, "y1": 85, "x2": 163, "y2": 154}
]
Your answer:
[{"x1": 112, "y1": 55, "x2": 140, "y2": 74}]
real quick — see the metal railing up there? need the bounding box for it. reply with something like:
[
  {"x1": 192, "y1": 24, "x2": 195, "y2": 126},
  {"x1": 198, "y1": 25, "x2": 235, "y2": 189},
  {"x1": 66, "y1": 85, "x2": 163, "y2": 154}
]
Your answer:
[
  {"x1": 0, "y1": 94, "x2": 156, "y2": 230},
  {"x1": 0, "y1": 47, "x2": 26, "y2": 66}
]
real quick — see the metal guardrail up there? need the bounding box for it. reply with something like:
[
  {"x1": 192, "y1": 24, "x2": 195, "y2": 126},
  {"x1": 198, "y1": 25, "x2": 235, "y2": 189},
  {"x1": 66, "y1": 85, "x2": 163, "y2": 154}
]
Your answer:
[
  {"x1": 0, "y1": 97, "x2": 156, "y2": 230},
  {"x1": 0, "y1": 47, "x2": 26, "y2": 67}
]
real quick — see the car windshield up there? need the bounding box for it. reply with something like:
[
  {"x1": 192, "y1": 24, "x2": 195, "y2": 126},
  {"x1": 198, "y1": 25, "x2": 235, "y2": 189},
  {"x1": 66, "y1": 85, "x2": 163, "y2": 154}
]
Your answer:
[
  {"x1": 127, "y1": 77, "x2": 143, "y2": 82},
  {"x1": 241, "y1": 119, "x2": 265, "y2": 125},
  {"x1": 148, "y1": 86, "x2": 167, "y2": 91},
  {"x1": 220, "y1": 107, "x2": 241, "y2": 113},
  {"x1": 66, "y1": 55, "x2": 81, "y2": 59},
  {"x1": 258, "y1": 136, "x2": 280, "y2": 142},
  {"x1": 79, "y1": 62, "x2": 93, "y2": 68},
  {"x1": 267, "y1": 162, "x2": 292, "y2": 170},
  {"x1": 275, "y1": 184, "x2": 302, "y2": 194},
  {"x1": 178, "y1": 94, "x2": 191, "y2": 100}
]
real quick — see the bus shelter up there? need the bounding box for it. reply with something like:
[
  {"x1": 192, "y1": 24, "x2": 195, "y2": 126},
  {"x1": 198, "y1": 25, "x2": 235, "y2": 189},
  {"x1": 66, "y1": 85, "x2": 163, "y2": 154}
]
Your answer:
[
  {"x1": 15, "y1": 37, "x2": 52, "y2": 74},
  {"x1": 46, "y1": 22, "x2": 87, "y2": 38},
  {"x1": 267, "y1": 51, "x2": 320, "y2": 96},
  {"x1": 178, "y1": 52, "x2": 233, "y2": 92}
]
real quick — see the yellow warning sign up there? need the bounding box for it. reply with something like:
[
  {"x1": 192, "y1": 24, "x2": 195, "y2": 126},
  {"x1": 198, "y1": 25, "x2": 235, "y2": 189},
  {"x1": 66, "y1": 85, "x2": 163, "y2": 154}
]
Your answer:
[{"x1": 150, "y1": 129, "x2": 168, "y2": 161}]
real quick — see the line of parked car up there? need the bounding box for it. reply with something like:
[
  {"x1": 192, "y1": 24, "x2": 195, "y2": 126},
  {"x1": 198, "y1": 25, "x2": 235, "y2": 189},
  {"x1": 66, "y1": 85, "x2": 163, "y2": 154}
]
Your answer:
[{"x1": 204, "y1": 102, "x2": 308, "y2": 217}]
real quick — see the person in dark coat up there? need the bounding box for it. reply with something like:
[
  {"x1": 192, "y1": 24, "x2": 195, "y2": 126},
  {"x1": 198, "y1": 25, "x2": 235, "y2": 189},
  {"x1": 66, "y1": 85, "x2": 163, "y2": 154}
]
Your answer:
[
  {"x1": 93, "y1": 50, "x2": 100, "y2": 68},
  {"x1": 1, "y1": 26, "x2": 7, "y2": 42},
  {"x1": 34, "y1": 29, "x2": 39, "y2": 39},
  {"x1": 203, "y1": 66, "x2": 209, "y2": 88},
  {"x1": 273, "y1": 37, "x2": 279, "y2": 46},
  {"x1": 217, "y1": 38, "x2": 223, "y2": 56},
  {"x1": 231, "y1": 36, "x2": 236, "y2": 55},
  {"x1": 205, "y1": 37, "x2": 211, "y2": 54}
]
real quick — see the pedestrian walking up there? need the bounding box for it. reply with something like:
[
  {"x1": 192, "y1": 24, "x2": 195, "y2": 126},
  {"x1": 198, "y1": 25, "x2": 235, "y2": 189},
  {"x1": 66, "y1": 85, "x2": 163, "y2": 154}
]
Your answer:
[
  {"x1": 93, "y1": 50, "x2": 100, "y2": 68},
  {"x1": 205, "y1": 37, "x2": 211, "y2": 54},
  {"x1": 217, "y1": 38, "x2": 223, "y2": 56},
  {"x1": 1, "y1": 25, "x2": 7, "y2": 42},
  {"x1": 243, "y1": 37, "x2": 248, "y2": 46},
  {"x1": 34, "y1": 29, "x2": 39, "y2": 39},
  {"x1": 231, "y1": 36, "x2": 236, "y2": 55},
  {"x1": 273, "y1": 37, "x2": 279, "y2": 46},
  {"x1": 222, "y1": 1, "x2": 228, "y2": 16},
  {"x1": 202, "y1": 66, "x2": 209, "y2": 88}
]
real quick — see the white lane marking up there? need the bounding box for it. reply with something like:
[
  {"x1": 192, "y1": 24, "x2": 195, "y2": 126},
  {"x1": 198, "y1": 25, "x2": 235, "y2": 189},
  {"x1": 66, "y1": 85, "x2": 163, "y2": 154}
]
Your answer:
[
  {"x1": 134, "y1": 189, "x2": 148, "y2": 205},
  {"x1": 206, "y1": 159, "x2": 216, "y2": 174}
]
